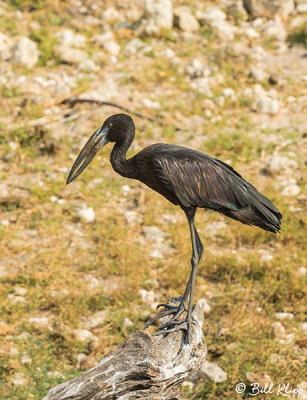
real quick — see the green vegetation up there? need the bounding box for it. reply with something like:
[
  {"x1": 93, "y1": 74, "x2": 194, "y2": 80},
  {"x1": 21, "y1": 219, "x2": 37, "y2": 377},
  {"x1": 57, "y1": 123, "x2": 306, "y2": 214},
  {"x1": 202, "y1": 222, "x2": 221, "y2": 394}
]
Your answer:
[{"x1": 0, "y1": 2, "x2": 306, "y2": 400}]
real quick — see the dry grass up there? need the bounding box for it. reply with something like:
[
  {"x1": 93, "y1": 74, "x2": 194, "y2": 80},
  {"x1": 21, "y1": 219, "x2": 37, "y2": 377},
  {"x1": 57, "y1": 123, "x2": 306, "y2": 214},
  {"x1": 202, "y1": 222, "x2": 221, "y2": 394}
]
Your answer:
[{"x1": 0, "y1": 1, "x2": 306, "y2": 399}]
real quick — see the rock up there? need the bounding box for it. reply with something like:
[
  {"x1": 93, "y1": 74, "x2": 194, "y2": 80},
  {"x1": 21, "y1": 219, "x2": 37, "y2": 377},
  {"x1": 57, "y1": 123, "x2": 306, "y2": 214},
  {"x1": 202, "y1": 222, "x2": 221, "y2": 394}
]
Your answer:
[
  {"x1": 55, "y1": 30, "x2": 86, "y2": 47},
  {"x1": 190, "y1": 77, "x2": 212, "y2": 96},
  {"x1": 265, "y1": 154, "x2": 297, "y2": 173},
  {"x1": 103, "y1": 40, "x2": 120, "y2": 56},
  {"x1": 47, "y1": 371, "x2": 65, "y2": 379},
  {"x1": 301, "y1": 322, "x2": 307, "y2": 335},
  {"x1": 0, "y1": 32, "x2": 13, "y2": 60},
  {"x1": 124, "y1": 38, "x2": 147, "y2": 54},
  {"x1": 77, "y1": 206, "x2": 96, "y2": 223},
  {"x1": 249, "y1": 65, "x2": 269, "y2": 82},
  {"x1": 271, "y1": 322, "x2": 286, "y2": 338},
  {"x1": 174, "y1": 6, "x2": 200, "y2": 33},
  {"x1": 80, "y1": 77, "x2": 118, "y2": 102},
  {"x1": 196, "y1": 7, "x2": 226, "y2": 25},
  {"x1": 123, "y1": 317, "x2": 133, "y2": 328},
  {"x1": 298, "y1": 267, "x2": 307, "y2": 277},
  {"x1": 7, "y1": 293, "x2": 26, "y2": 303},
  {"x1": 13, "y1": 286, "x2": 28, "y2": 296},
  {"x1": 55, "y1": 45, "x2": 88, "y2": 64},
  {"x1": 139, "y1": 289, "x2": 155, "y2": 303},
  {"x1": 79, "y1": 355, "x2": 96, "y2": 370},
  {"x1": 79, "y1": 59, "x2": 99, "y2": 72},
  {"x1": 1, "y1": 219, "x2": 9, "y2": 227},
  {"x1": 142, "y1": 98, "x2": 160, "y2": 109},
  {"x1": 261, "y1": 18, "x2": 287, "y2": 42},
  {"x1": 21, "y1": 354, "x2": 32, "y2": 364},
  {"x1": 281, "y1": 184, "x2": 300, "y2": 196},
  {"x1": 124, "y1": 210, "x2": 142, "y2": 224},
  {"x1": 182, "y1": 381, "x2": 195, "y2": 391},
  {"x1": 50, "y1": 288, "x2": 69, "y2": 297},
  {"x1": 145, "y1": 278, "x2": 159, "y2": 288},
  {"x1": 297, "y1": 382, "x2": 307, "y2": 400},
  {"x1": 199, "y1": 361, "x2": 227, "y2": 383},
  {"x1": 12, "y1": 36, "x2": 39, "y2": 68},
  {"x1": 142, "y1": 226, "x2": 168, "y2": 244},
  {"x1": 242, "y1": 26, "x2": 260, "y2": 39},
  {"x1": 275, "y1": 312, "x2": 294, "y2": 320},
  {"x1": 258, "y1": 249, "x2": 273, "y2": 262},
  {"x1": 149, "y1": 248, "x2": 163, "y2": 259},
  {"x1": 256, "y1": 96, "x2": 279, "y2": 114},
  {"x1": 72, "y1": 329, "x2": 97, "y2": 343},
  {"x1": 296, "y1": 0, "x2": 307, "y2": 13},
  {"x1": 81, "y1": 310, "x2": 107, "y2": 329},
  {"x1": 197, "y1": 298, "x2": 211, "y2": 314},
  {"x1": 196, "y1": 7, "x2": 236, "y2": 40},
  {"x1": 29, "y1": 316, "x2": 50, "y2": 329},
  {"x1": 206, "y1": 221, "x2": 227, "y2": 235},
  {"x1": 227, "y1": 1, "x2": 248, "y2": 20},
  {"x1": 143, "y1": 0, "x2": 173, "y2": 35},
  {"x1": 222, "y1": 87, "x2": 236, "y2": 101},
  {"x1": 186, "y1": 59, "x2": 210, "y2": 79},
  {"x1": 101, "y1": 7, "x2": 124, "y2": 23},
  {"x1": 88, "y1": 338, "x2": 100, "y2": 352},
  {"x1": 243, "y1": 0, "x2": 295, "y2": 18},
  {"x1": 10, "y1": 372, "x2": 29, "y2": 386}
]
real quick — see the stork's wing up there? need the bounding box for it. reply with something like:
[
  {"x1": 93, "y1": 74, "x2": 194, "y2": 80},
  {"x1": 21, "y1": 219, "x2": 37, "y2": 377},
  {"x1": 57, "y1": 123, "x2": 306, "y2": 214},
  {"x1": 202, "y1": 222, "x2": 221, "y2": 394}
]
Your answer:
[
  {"x1": 154, "y1": 149, "x2": 247, "y2": 210},
  {"x1": 152, "y1": 145, "x2": 281, "y2": 232}
]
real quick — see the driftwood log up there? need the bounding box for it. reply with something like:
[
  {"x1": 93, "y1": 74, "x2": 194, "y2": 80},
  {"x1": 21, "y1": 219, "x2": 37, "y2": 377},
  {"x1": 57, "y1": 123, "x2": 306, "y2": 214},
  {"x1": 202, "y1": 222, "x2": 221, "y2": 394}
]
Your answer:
[{"x1": 42, "y1": 297, "x2": 207, "y2": 400}]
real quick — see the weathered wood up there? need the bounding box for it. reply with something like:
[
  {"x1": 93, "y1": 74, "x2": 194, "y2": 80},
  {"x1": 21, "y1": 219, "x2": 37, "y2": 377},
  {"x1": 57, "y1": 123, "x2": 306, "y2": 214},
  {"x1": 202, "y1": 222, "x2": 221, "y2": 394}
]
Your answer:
[{"x1": 42, "y1": 297, "x2": 207, "y2": 400}]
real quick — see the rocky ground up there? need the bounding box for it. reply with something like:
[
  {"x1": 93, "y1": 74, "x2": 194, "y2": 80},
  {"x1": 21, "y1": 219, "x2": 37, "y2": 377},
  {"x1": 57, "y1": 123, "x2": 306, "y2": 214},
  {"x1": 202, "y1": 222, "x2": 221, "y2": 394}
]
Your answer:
[{"x1": 0, "y1": 0, "x2": 306, "y2": 399}]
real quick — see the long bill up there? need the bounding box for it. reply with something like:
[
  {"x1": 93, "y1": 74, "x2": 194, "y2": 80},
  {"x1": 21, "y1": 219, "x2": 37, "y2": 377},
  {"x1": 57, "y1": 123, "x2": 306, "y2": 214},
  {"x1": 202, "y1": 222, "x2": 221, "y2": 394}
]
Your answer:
[{"x1": 66, "y1": 126, "x2": 109, "y2": 185}]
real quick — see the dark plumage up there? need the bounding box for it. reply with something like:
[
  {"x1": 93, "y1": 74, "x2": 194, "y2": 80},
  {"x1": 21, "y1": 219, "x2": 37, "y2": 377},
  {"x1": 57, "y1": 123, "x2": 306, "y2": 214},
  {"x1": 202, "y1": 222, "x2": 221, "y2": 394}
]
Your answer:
[{"x1": 67, "y1": 113, "x2": 282, "y2": 342}]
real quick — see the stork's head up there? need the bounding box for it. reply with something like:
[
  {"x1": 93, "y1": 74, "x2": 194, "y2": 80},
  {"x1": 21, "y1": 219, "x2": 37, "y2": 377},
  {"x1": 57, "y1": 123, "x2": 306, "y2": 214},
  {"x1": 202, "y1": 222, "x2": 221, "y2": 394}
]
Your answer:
[{"x1": 66, "y1": 113, "x2": 133, "y2": 184}]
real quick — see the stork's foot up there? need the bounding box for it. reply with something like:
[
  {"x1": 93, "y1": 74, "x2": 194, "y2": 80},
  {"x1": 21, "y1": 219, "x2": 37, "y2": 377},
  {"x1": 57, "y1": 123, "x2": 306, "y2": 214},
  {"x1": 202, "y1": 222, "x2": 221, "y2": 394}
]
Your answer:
[
  {"x1": 156, "y1": 315, "x2": 197, "y2": 344},
  {"x1": 144, "y1": 297, "x2": 198, "y2": 343},
  {"x1": 144, "y1": 300, "x2": 187, "y2": 330}
]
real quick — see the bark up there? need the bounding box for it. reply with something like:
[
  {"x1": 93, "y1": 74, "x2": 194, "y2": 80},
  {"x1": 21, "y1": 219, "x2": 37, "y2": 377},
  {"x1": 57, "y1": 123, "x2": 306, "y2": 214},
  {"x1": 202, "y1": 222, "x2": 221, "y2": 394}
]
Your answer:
[{"x1": 42, "y1": 297, "x2": 207, "y2": 400}]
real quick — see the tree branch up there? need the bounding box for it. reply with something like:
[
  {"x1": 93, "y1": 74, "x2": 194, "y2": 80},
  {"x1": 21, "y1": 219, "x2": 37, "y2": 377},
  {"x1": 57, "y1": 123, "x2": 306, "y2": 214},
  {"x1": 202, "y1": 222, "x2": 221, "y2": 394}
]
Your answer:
[{"x1": 41, "y1": 297, "x2": 207, "y2": 400}]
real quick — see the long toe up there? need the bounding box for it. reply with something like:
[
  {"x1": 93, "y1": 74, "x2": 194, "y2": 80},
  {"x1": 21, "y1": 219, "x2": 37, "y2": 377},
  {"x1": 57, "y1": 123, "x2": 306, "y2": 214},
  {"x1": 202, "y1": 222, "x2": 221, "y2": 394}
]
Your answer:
[{"x1": 144, "y1": 308, "x2": 177, "y2": 329}]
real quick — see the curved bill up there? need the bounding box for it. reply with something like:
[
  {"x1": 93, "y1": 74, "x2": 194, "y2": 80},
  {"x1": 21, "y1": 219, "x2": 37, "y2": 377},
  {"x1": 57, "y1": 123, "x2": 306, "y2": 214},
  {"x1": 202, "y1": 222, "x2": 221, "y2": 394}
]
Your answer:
[{"x1": 66, "y1": 126, "x2": 109, "y2": 185}]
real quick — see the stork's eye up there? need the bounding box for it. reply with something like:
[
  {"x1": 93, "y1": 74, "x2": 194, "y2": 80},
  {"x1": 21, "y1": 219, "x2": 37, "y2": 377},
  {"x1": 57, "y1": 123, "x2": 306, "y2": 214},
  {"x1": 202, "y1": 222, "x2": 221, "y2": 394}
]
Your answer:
[{"x1": 108, "y1": 122, "x2": 113, "y2": 129}]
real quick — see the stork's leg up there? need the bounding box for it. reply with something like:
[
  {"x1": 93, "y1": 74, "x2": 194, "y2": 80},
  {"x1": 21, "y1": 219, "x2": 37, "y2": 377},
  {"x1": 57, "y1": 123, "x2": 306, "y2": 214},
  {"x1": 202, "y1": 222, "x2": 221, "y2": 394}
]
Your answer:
[
  {"x1": 156, "y1": 216, "x2": 203, "y2": 341},
  {"x1": 144, "y1": 209, "x2": 204, "y2": 343}
]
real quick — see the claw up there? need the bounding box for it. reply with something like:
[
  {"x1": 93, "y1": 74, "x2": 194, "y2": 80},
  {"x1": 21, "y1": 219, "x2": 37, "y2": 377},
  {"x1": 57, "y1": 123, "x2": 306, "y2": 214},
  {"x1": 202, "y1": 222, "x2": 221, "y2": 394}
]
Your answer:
[{"x1": 144, "y1": 308, "x2": 176, "y2": 329}]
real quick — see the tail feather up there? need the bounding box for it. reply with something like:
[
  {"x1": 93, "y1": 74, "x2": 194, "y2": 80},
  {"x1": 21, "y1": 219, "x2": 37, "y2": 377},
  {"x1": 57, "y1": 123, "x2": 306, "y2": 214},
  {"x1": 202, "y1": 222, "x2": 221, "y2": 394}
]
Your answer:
[{"x1": 221, "y1": 188, "x2": 282, "y2": 233}]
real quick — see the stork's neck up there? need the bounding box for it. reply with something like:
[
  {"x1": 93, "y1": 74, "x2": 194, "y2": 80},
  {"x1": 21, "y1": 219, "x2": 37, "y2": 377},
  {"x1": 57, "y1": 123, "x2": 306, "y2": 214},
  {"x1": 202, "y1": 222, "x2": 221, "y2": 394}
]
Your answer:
[{"x1": 110, "y1": 131, "x2": 135, "y2": 178}]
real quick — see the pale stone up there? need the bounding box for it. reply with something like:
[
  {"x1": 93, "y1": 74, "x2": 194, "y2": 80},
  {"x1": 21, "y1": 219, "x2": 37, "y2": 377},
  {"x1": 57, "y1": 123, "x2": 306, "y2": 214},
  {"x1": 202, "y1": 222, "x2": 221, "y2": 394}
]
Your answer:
[
  {"x1": 139, "y1": 289, "x2": 155, "y2": 303},
  {"x1": 256, "y1": 97, "x2": 279, "y2": 114},
  {"x1": 0, "y1": 32, "x2": 13, "y2": 60},
  {"x1": 200, "y1": 361, "x2": 227, "y2": 383},
  {"x1": 271, "y1": 322, "x2": 286, "y2": 338},
  {"x1": 144, "y1": 0, "x2": 173, "y2": 35},
  {"x1": 72, "y1": 329, "x2": 96, "y2": 343},
  {"x1": 29, "y1": 317, "x2": 50, "y2": 329},
  {"x1": 190, "y1": 77, "x2": 212, "y2": 96},
  {"x1": 281, "y1": 184, "x2": 300, "y2": 196},
  {"x1": 81, "y1": 310, "x2": 107, "y2": 329},
  {"x1": 275, "y1": 312, "x2": 294, "y2": 320},
  {"x1": 77, "y1": 206, "x2": 96, "y2": 223},
  {"x1": 12, "y1": 36, "x2": 39, "y2": 68},
  {"x1": 55, "y1": 30, "x2": 86, "y2": 47},
  {"x1": 243, "y1": 0, "x2": 295, "y2": 18},
  {"x1": 103, "y1": 40, "x2": 120, "y2": 56},
  {"x1": 55, "y1": 46, "x2": 88, "y2": 64},
  {"x1": 197, "y1": 298, "x2": 211, "y2": 314},
  {"x1": 174, "y1": 6, "x2": 200, "y2": 33}
]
